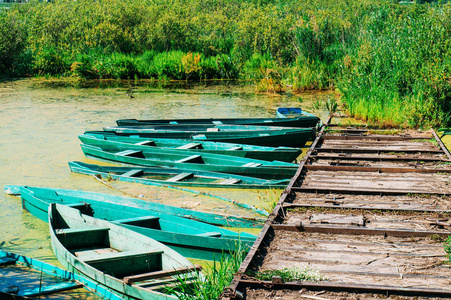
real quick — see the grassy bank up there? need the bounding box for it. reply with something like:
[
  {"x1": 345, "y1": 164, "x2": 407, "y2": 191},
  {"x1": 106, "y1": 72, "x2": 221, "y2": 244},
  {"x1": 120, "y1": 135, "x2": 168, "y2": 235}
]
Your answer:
[{"x1": 1, "y1": 0, "x2": 450, "y2": 128}]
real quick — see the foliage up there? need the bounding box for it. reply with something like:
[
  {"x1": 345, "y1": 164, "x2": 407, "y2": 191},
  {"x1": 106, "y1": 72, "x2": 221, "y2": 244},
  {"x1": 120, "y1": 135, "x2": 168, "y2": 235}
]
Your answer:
[
  {"x1": 254, "y1": 266, "x2": 328, "y2": 282},
  {"x1": 166, "y1": 243, "x2": 246, "y2": 300},
  {"x1": 258, "y1": 188, "x2": 281, "y2": 213},
  {"x1": 445, "y1": 236, "x2": 451, "y2": 262},
  {"x1": 1, "y1": 0, "x2": 451, "y2": 127}
]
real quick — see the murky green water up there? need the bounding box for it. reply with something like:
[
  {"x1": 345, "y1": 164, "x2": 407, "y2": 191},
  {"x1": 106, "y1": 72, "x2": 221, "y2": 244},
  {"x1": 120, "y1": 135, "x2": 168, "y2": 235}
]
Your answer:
[{"x1": 0, "y1": 78, "x2": 331, "y2": 267}]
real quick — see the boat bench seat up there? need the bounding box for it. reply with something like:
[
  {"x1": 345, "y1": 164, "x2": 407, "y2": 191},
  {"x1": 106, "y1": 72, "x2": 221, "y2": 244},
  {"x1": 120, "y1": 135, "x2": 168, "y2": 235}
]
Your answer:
[
  {"x1": 121, "y1": 169, "x2": 144, "y2": 177},
  {"x1": 176, "y1": 143, "x2": 202, "y2": 150},
  {"x1": 83, "y1": 250, "x2": 165, "y2": 278},
  {"x1": 195, "y1": 232, "x2": 222, "y2": 237},
  {"x1": 241, "y1": 162, "x2": 262, "y2": 168},
  {"x1": 175, "y1": 155, "x2": 203, "y2": 164},
  {"x1": 219, "y1": 179, "x2": 241, "y2": 185},
  {"x1": 134, "y1": 140, "x2": 156, "y2": 146},
  {"x1": 192, "y1": 134, "x2": 207, "y2": 140},
  {"x1": 115, "y1": 150, "x2": 144, "y2": 158},
  {"x1": 112, "y1": 215, "x2": 160, "y2": 227},
  {"x1": 227, "y1": 146, "x2": 243, "y2": 151},
  {"x1": 0, "y1": 257, "x2": 17, "y2": 266},
  {"x1": 123, "y1": 264, "x2": 202, "y2": 285},
  {"x1": 166, "y1": 172, "x2": 194, "y2": 182},
  {"x1": 56, "y1": 227, "x2": 110, "y2": 249},
  {"x1": 21, "y1": 281, "x2": 83, "y2": 297},
  {"x1": 82, "y1": 250, "x2": 163, "y2": 264}
]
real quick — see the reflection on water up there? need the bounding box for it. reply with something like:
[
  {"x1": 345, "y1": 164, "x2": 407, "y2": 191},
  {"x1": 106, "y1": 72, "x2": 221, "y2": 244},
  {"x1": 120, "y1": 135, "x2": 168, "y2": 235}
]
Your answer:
[{"x1": 0, "y1": 78, "x2": 331, "y2": 266}]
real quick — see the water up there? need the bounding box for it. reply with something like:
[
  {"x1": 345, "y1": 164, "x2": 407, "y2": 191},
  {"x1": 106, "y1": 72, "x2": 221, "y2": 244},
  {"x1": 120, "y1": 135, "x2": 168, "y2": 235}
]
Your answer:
[{"x1": 0, "y1": 78, "x2": 331, "y2": 266}]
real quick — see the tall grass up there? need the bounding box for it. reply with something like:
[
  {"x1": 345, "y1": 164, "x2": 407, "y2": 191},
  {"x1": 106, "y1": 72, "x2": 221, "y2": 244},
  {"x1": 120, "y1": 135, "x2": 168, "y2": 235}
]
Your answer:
[{"x1": 166, "y1": 243, "x2": 246, "y2": 299}]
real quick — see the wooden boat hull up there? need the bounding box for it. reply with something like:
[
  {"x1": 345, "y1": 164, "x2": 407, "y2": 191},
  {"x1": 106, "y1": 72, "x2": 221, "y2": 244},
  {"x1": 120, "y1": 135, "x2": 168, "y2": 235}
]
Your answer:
[
  {"x1": 69, "y1": 161, "x2": 291, "y2": 189},
  {"x1": 19, "y1": 185, "x2": 255, "y2": 261},
  {"x1": 116, "y1": 115, "x2": 319, "y2": 128},
  {"x1": 102, "y1": 126, "x2": 315, "y2": 147},
  {"x1": 49, "y1": 203, "x2": 201, "y2": 300},
  {"x1": 7, "y1": 185, "x2": 263, "y2": 228},
  {"x1": 0, "y1": 250, "x2": 122, "y2": 300},
  {"x1": 80, "y1": 132, "x2": 303, "y2": 162},
  {"x1": 80, "y1": 144, "x2": 298, "y2": 179}
]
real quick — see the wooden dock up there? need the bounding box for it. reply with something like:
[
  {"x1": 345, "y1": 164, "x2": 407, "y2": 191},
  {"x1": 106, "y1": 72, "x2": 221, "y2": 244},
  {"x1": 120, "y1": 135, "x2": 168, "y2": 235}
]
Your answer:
[{"x1": 222, "y1": 120, "x2": 451, "y2": 299}]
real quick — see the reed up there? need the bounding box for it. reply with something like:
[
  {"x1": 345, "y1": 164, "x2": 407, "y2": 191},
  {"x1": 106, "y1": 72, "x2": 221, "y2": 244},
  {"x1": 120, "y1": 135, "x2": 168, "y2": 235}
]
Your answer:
[{"x1": 167, "y1": 242, "x2": 247, "y2": 299}]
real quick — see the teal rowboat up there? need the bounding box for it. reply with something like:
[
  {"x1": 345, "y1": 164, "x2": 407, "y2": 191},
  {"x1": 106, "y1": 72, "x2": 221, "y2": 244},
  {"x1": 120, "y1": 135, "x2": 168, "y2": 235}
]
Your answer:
[
  {"x1": 116, "y1": 115, "x2": 319, "y2": 128},
  {"x1": 102, "y1": 125, "x2": 315, "y2": 147},
  {"x1": 4, "y1": 185, "x2": 263, "y2": 228},
  {"x1": 69, "y1": 161, "x2": 291, "y2": 189},
  {"x1": 80, "y1": 132, "x2": 302, "y2": 162},
  {"x1": 0, "y1": 250, "x2": 123, "y2": 300},
  {"x1": 50, "y1": 203, "x2": 202, "y2": 300},
  {"x1": 80, "y1": 144, "x2": 298, "y2": 179},
  {"x1": 276, "y1": 107, "x2": 305, "y2": 118},
  {"x1": 19, "y1": 185, "x2": 256, "y2": 261}
]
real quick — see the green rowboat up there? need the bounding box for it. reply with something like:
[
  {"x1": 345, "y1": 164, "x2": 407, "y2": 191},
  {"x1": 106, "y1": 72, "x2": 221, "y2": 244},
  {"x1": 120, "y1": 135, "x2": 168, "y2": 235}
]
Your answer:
[
  {"x1": 80, "y1": 132, "x2": 302, "y2": 162},
  {"x1": 50, "y1": 203, "x2": 202, "y2": 300},
  {"x1": 116, "y1": 114, "x2": 319, "y2": 128},
  {"x1": 0, "y1": 250, "x2": 123, "y2": 300},
  {"x1": 18, "y1": 185, "x2": 256, "y2": 261},
  {"x1": 4, "y1": 184, "x2": 263, "y2": 228},
  {"x1": 102, "y1": 125, "x2": 315, "y2": 147},
  {"x1": 69, "y1": 161, "x2": 291, "y2": 189},
  {"x1": 80, "y1": 143, "x2": 298, "y2": 179}
]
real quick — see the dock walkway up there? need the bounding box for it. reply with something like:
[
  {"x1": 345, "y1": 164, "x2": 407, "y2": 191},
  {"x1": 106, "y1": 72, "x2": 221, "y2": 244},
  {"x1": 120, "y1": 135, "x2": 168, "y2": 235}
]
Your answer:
[{"x1": 222, "y1": 120, "x2": 451, "y2": 299}]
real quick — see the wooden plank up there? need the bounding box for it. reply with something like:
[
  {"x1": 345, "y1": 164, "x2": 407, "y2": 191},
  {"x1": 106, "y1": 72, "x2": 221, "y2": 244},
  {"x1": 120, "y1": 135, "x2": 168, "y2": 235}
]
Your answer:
[
  {"x1": 314, "y1": 147, "x2": 443, "y2": 154},
  {"x1": 175, "y1": 155, "x2": 203, "y2": 164},
  {"x1": 134, "y1": 140, "x2": 156, "y2": 146},
  {"x1": 176, "y1": 143, "x2": 202, "y2": 149},
  {"x1": 291, "y1": 186, "x2": 451, "y2": 196},
  {"x1": 227, "y1": 146, "x2": 243, "y2": 151},
  {"x1": 166, "y1": 172, "x2": 194, "y2": 182},
  {"x1": 219, "y1": 179, "x2": 241, "y2": 185},
  {"x1": 21, "y1": 281, "x2": 83, "y2": 297},
  {"x1": 304, "y1": 165, "x2": 451, "y2": 173},
  {"x1": 121, "y1": 169, "x2": 144, "y2": 177},
  {"x1": 115, "y1": 150, "x2": 143, "y2": 157},
  {"x1": 311, "y1": 153, "x2": 450, "y2": 162},
  {"x1": 112, "y1": 216, "x2": 160, "y2": 225},
  {"x1": 233, "y1": 279, "x2": 451, "y2": 298},
  {"x1": 55, "y1": 227, "x2": 110, "y2": 249},
  {"x1": 196, "y1": 232, "x2": 222, "y2": 237},
  {"x1": 83, "y1": 250, "x2": 163, "y2": 264},
  {"x1": 282, "y1": 202, "x2": 451, "y2": 214},
  {"x1": 241, "y1": 162, "x2": 262, "y2": 167},
  {"x1": 123, "y1": 264, "x2": 202, "y2": 285},
  {"x1": 323, "y1": 135, "x2": 434, "y2": 141},
  {"x1": 271, "y1": 223, "x2": 451, "y2": 237}
]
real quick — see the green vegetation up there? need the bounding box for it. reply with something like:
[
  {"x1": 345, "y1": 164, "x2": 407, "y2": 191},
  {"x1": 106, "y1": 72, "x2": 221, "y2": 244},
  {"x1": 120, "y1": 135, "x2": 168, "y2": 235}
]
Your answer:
[
  {"x1": 1, "y1": 0, "x2": 451, "y2": 127},
  {"x1": 444, "y1": 236, "x2": 451, "y2": 261},
  {"x1": 258, "y1": 188, "x2": 281, "y2": 214},
  {"x1": 167, "y1": 244, "x2": 246, "y2": 299},
  {"x1": 254, "y1": 266, "x2": 328, "y2": 282}
]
